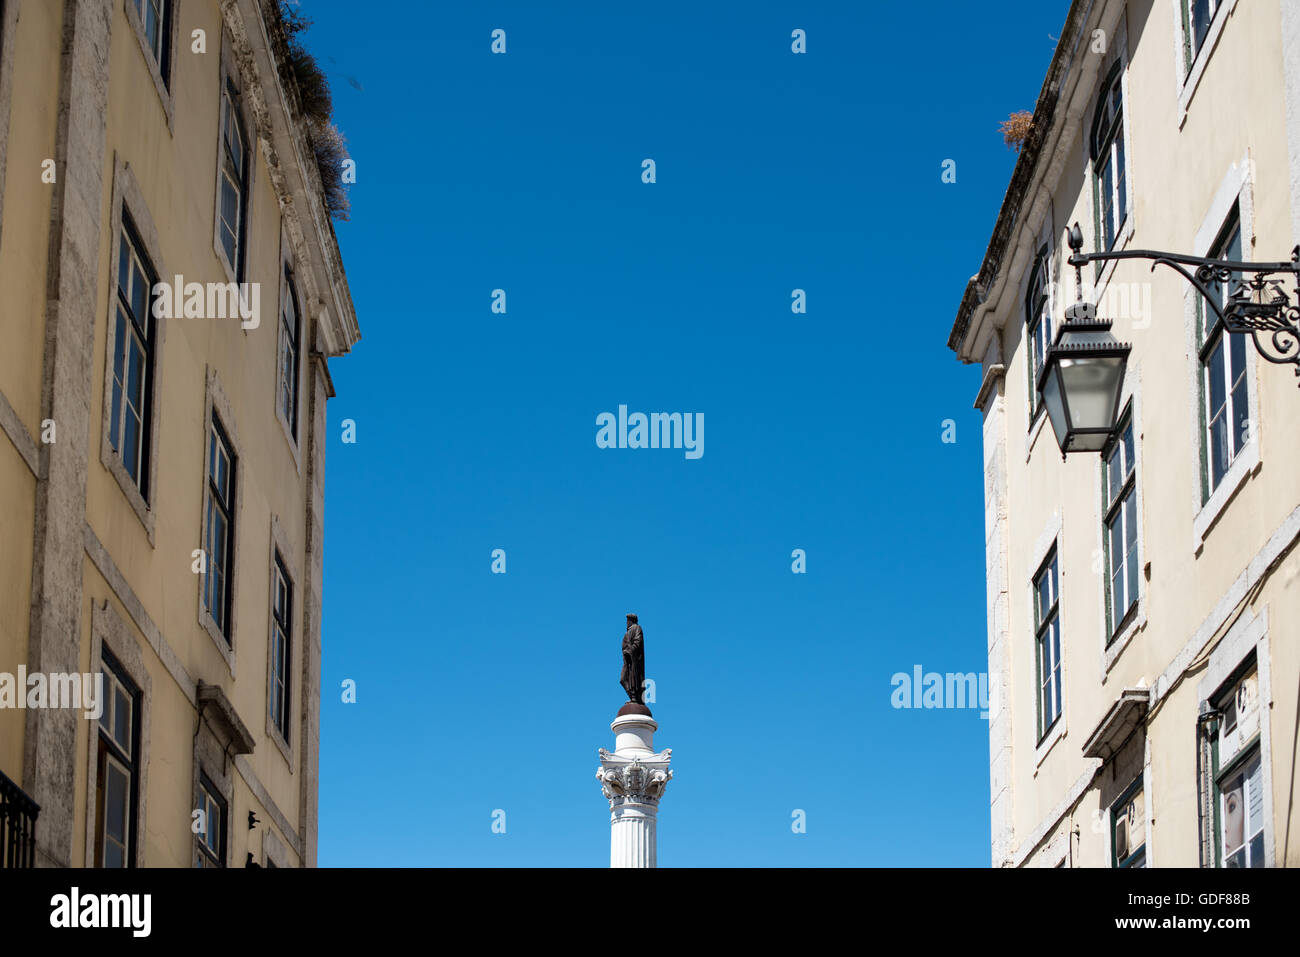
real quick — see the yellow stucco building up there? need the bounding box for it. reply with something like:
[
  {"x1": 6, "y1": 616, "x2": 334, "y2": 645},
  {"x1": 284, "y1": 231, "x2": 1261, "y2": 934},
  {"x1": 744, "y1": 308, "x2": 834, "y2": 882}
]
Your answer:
[
  {"x1": 0, "y1": 0, "x2": 358, "y2": 867},
  {"x1": 950, "y1": 0, "x2": 1300, "y2": 867}
]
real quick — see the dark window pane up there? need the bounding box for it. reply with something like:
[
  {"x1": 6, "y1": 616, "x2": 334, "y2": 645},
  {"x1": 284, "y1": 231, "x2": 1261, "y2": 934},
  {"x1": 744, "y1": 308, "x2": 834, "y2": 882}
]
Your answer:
[
  {"x1": 1193, "y1": 0, "x2": 1212, "y2": 53},
  {"x1": 118, "y1": 238, "x2": 129, "y2": 298},
  {"x1": 1102, "y1": 159, "x2": 1115, "y2": 248},
  {"x1": 131, "y1": 263, "x2": 147, "y2": 324},
  {"x1": 110, "y1": 313, "x2": 126, "y2": 452},
  {"x1": 1208, "y1": 338, "x2": 1227, "y2": 415},
  {"x1": 1232, "y1": 379, "x2": 1250, "y2": 456},
  {"x1": 114, "y1": 686, "x2": 130, "y2": 751},
  {"x1": 122, "y1": 413, "x2": 140, "y2": 483},
  {"x1": 1114, "y1": 129, "x2": 1126, "y2": 224},
  {"x1": 105, "y1": 766, "x2": 127, "y2": 842},
  {"x1": 145, "y1": 2, "x2": 158, "y2": 58}
]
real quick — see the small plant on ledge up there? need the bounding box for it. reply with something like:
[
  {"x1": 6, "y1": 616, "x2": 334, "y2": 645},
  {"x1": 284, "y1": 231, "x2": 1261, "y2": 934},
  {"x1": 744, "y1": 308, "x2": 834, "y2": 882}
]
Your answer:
[
  {"x1": 280, "y1": 3, "x2": 351, "y2": 221},
  {"x1": 1000, "y1": 110, "x2": 1034, "y2": 153}
]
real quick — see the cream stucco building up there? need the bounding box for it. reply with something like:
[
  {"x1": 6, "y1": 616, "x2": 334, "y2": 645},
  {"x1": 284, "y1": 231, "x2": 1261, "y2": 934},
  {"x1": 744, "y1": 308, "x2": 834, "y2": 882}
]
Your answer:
[
  {"x1": 950, "y1": 0, "x2": 1300, "y2": 866},
  {"x1": 0, "y1": 0, "x2": 357, "y2": 866}
]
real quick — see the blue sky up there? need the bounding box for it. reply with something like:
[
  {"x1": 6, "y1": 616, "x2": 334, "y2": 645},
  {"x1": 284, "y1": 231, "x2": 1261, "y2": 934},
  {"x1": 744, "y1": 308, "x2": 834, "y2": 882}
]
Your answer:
[{"x1": 304, "y1": 0, "x2": 1070, "y2": 866}]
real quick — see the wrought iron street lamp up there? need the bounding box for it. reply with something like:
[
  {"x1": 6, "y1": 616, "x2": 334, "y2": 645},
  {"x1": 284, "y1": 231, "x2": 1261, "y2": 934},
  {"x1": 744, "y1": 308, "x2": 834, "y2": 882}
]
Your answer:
[
  {"x1": 1039, "y1": 222, "x2": 1300, "y2": 456},
  {"x1": 1036, "y1": 295, "x2": 1130, "y2": 454}
]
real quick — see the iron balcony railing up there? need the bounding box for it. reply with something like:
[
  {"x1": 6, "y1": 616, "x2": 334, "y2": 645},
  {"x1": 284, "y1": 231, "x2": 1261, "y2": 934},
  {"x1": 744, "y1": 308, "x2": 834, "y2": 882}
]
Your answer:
[{"x1": 0, "y1": 768, "x2": 39, "y2": 867}]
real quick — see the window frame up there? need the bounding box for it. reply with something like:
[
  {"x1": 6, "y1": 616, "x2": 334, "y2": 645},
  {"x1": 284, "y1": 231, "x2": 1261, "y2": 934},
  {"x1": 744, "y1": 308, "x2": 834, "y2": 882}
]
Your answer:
[
  {"x1": 277, "y1": 264, "x2": 303, "y2": 443},
  {"x1": 1101, "y1": 408, "x2": 1139, "y2": 641},
  {"x1": 1180, "y1": 0, "x2": 1227, "y2": 75},
  {"x1": 1214, "y1": 745, "x2": 1264, "y2": 868},
  {"x1": 123, "y1": 0, "x2": 178, "y2": 128},
  {"x1": 1033, "y1": 547, "x2": 1063, "y2": 743},
  {"x1": 212, "y1": 34, "x2": 255, "y2": 287},
  {"x1": 94, "y1": 649, "x2": 141, "y2": 869},
  {"x1": 1196, "y1": 204, "x2": 1249, "y2": 503},
  {"x1": 194, "y1": 772, "x2": 227, "y2": 868},
  {"x1": 132, "y1": 0, "x2": 171, "y2": 77},
  {"x1": 217, "y1": 80, "x2": 250, "y2": 280},
  {"x1": 1205, "y1": 656, "x2": 1265, "y2": 868},
  {"x1": 270, "y1": 552, "x2": 293, "y2": 744},
  {"x1": 102, "y1": 160, "x2": 169, "y2": 542},
  {"x1": 1110, "y1": 775, "x2": 1147, "y2": 868},
  {"x1": 1024, "y1": 244, "x2": 1053, "y2": 421},
  {"x1": 203, "y1": 414, "x2": 237, "y2": 644},
  {"x1": 1090, "y1": 59, "x2": 1129, "y2": 259},
  {"x1": 108, "y1": 215, "x2": 159, "y2": 501},
  {"x1": 198, "y1": 370, "x2": 242, "y2": 670}
]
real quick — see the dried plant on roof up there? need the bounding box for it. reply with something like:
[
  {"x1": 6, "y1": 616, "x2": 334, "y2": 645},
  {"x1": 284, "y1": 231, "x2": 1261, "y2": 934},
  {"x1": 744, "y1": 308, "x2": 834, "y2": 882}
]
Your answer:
[
  {"x1": 1000, "y1": 111, "x2": 1034, "y2": 153},
  {"x1": 279, "y1": 3, "x2": 350, "y2": 220}
]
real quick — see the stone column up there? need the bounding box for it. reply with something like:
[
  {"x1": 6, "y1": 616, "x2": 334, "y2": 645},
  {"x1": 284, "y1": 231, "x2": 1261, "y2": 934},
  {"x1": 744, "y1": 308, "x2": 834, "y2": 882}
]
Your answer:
[{"x1": 597, "y1": 710, "x2": 672, "y2": 868}]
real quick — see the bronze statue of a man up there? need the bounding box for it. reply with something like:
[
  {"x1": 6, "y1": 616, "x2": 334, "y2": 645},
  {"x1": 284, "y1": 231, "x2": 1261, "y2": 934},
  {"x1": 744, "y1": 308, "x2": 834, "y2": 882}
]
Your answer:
[{"x1": 620, "y1": 614, "x2": 645, "y2": 705}]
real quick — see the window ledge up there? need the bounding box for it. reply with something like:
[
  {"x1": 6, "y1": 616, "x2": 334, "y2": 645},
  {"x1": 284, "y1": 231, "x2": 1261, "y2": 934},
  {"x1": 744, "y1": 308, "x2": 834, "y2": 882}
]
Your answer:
[
  {"x1": 122, "y1": 0, "x2": 176, "y2": 134},
  {"x1": 199, "y1": 605, "x2": 237, "y2": 678},
  {"x1": 275, "y1": 406, "x2": 303, "y2": 475},
  {"x1": 100, "y1": 440, "x2": 157, "y2": 545},
  {"x1": 1103, "y1": 601, "x2": 1145, "y2": 677},
  {"x1": 267, "y1": 720, "x2": 294, "y2": 771},
  {"x1": 1193, "y1": 438, "x2": 1260, "y2": 550},
  {"x1": 1094, "y1": 217, "x2": 1136, "y2": 296},
  {"x1": 1034, "y1": 717, "x2": 1067, "y2": 771},
  {"x1": 1176, "y1": 0, "x2": 1238, "y2": 128},
  {"x1": 1026, "y1": 405, "x2": 1048, "y2": 461}
]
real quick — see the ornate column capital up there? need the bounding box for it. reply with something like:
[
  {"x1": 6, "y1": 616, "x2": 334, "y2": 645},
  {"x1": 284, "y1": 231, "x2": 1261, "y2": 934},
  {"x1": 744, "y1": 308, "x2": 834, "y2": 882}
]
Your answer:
[{"x1": 596, "y1": 749, "x2": 672, "y2": 809}]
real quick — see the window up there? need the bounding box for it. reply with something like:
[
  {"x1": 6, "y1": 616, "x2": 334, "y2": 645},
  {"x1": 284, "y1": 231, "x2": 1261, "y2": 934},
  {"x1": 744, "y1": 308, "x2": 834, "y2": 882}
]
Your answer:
[
  {"x1": 94, "y1": 653, "x2": 139, "y2": 868},
  {"x1": 278, "y1": 267, "x2": 302, "y2": 440},
  {"x1": 203, "y1": 416, "x2": 236, "y2": 641},
  {"x1": 194, "y1": 775, "x2": 226, "y2": 868},
  {"x1": 1198, "y1": 206, "x2": 1249, "y2": 499},
  {"x1": 1091, "y1": 61, "x2": 1128, "y2": 254},
  {"x1": 1203, "y1": 663, "x2": 1266, "y2": 867},
  {"x1": 1182, "y1": 0, "x2": 1224, "y2": 73},
  {"x1": 131, "y1": 0, "x2": 170, "y2": 76},
  {"x1": 1219, "y1": 752, "x2": 1264, "y2": 867},
  {"x1": 1111, "y1": 778, "x2": 1147, "y2": 868},
  {"x1": 1102, "y1": 410, "x2": 1138, "y2": 639},
  {"x1": 270, "y1": 554, "x2": 292, "y2": 742},
  {"x1": 109, "y1": 220, "x2": 158, "y2": 498},
  {"x1": 218, "y1": 84, "x2": 249, "y2": 278},
  {"x1": 1033, "y1": 549, "x2": 1062, "y2": 741},
  {"x1": 1025, "y1": 246, "x2": 1053, "y2": 416}
]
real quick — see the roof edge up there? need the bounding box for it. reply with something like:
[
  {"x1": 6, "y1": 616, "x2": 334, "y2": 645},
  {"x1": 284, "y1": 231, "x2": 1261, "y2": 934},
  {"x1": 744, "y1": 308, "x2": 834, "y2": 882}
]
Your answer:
[{"x1": 948, "y1": 0, "x2": 1091, "y2": 360}]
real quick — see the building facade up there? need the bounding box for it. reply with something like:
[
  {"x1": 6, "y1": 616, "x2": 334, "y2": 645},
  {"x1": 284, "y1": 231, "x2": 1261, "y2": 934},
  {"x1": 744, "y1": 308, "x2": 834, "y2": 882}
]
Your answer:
[
  {"x1": 0, "y1": 0, "x2": 358, "y2": 867},
  {"x1": 950, "y1": 0, "x2": 1300, "y2": 866}
]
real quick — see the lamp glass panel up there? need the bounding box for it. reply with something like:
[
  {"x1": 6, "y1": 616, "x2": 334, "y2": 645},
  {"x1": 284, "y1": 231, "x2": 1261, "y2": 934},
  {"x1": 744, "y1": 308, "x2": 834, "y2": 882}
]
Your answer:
[
  {"x1": 1059, "y1": 356, "x2": 1124, "y2": 430},
  {"x1": 1041, "y1": 368, "x2": 1069, "y2": 448}
]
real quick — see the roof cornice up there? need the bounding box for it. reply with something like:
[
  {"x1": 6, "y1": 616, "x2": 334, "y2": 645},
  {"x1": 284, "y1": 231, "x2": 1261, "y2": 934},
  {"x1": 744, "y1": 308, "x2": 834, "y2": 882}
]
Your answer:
[
  {"x1": 221, "y1": 0, "x2": 360, "y2": 356},
  {"x1": 948, "y1": 0, "x2": 1094, "y2": 360}
]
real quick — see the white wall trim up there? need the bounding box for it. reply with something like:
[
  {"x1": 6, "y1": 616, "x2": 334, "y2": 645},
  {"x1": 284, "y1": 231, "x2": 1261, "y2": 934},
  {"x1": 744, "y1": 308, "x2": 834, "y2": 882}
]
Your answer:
[
  {"x1": 1013, "y1": 760, "x2": 1103, "y2": 867},
  {"x1": 1153, "y1": 502, "x2": 1300, "y2": 708}
]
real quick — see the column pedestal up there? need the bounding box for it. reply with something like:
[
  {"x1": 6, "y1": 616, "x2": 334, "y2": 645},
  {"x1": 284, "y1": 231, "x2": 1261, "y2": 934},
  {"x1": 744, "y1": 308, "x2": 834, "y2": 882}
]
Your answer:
[{"x1": 596, "y1": 710, "x2": 672, "y2": 868}]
